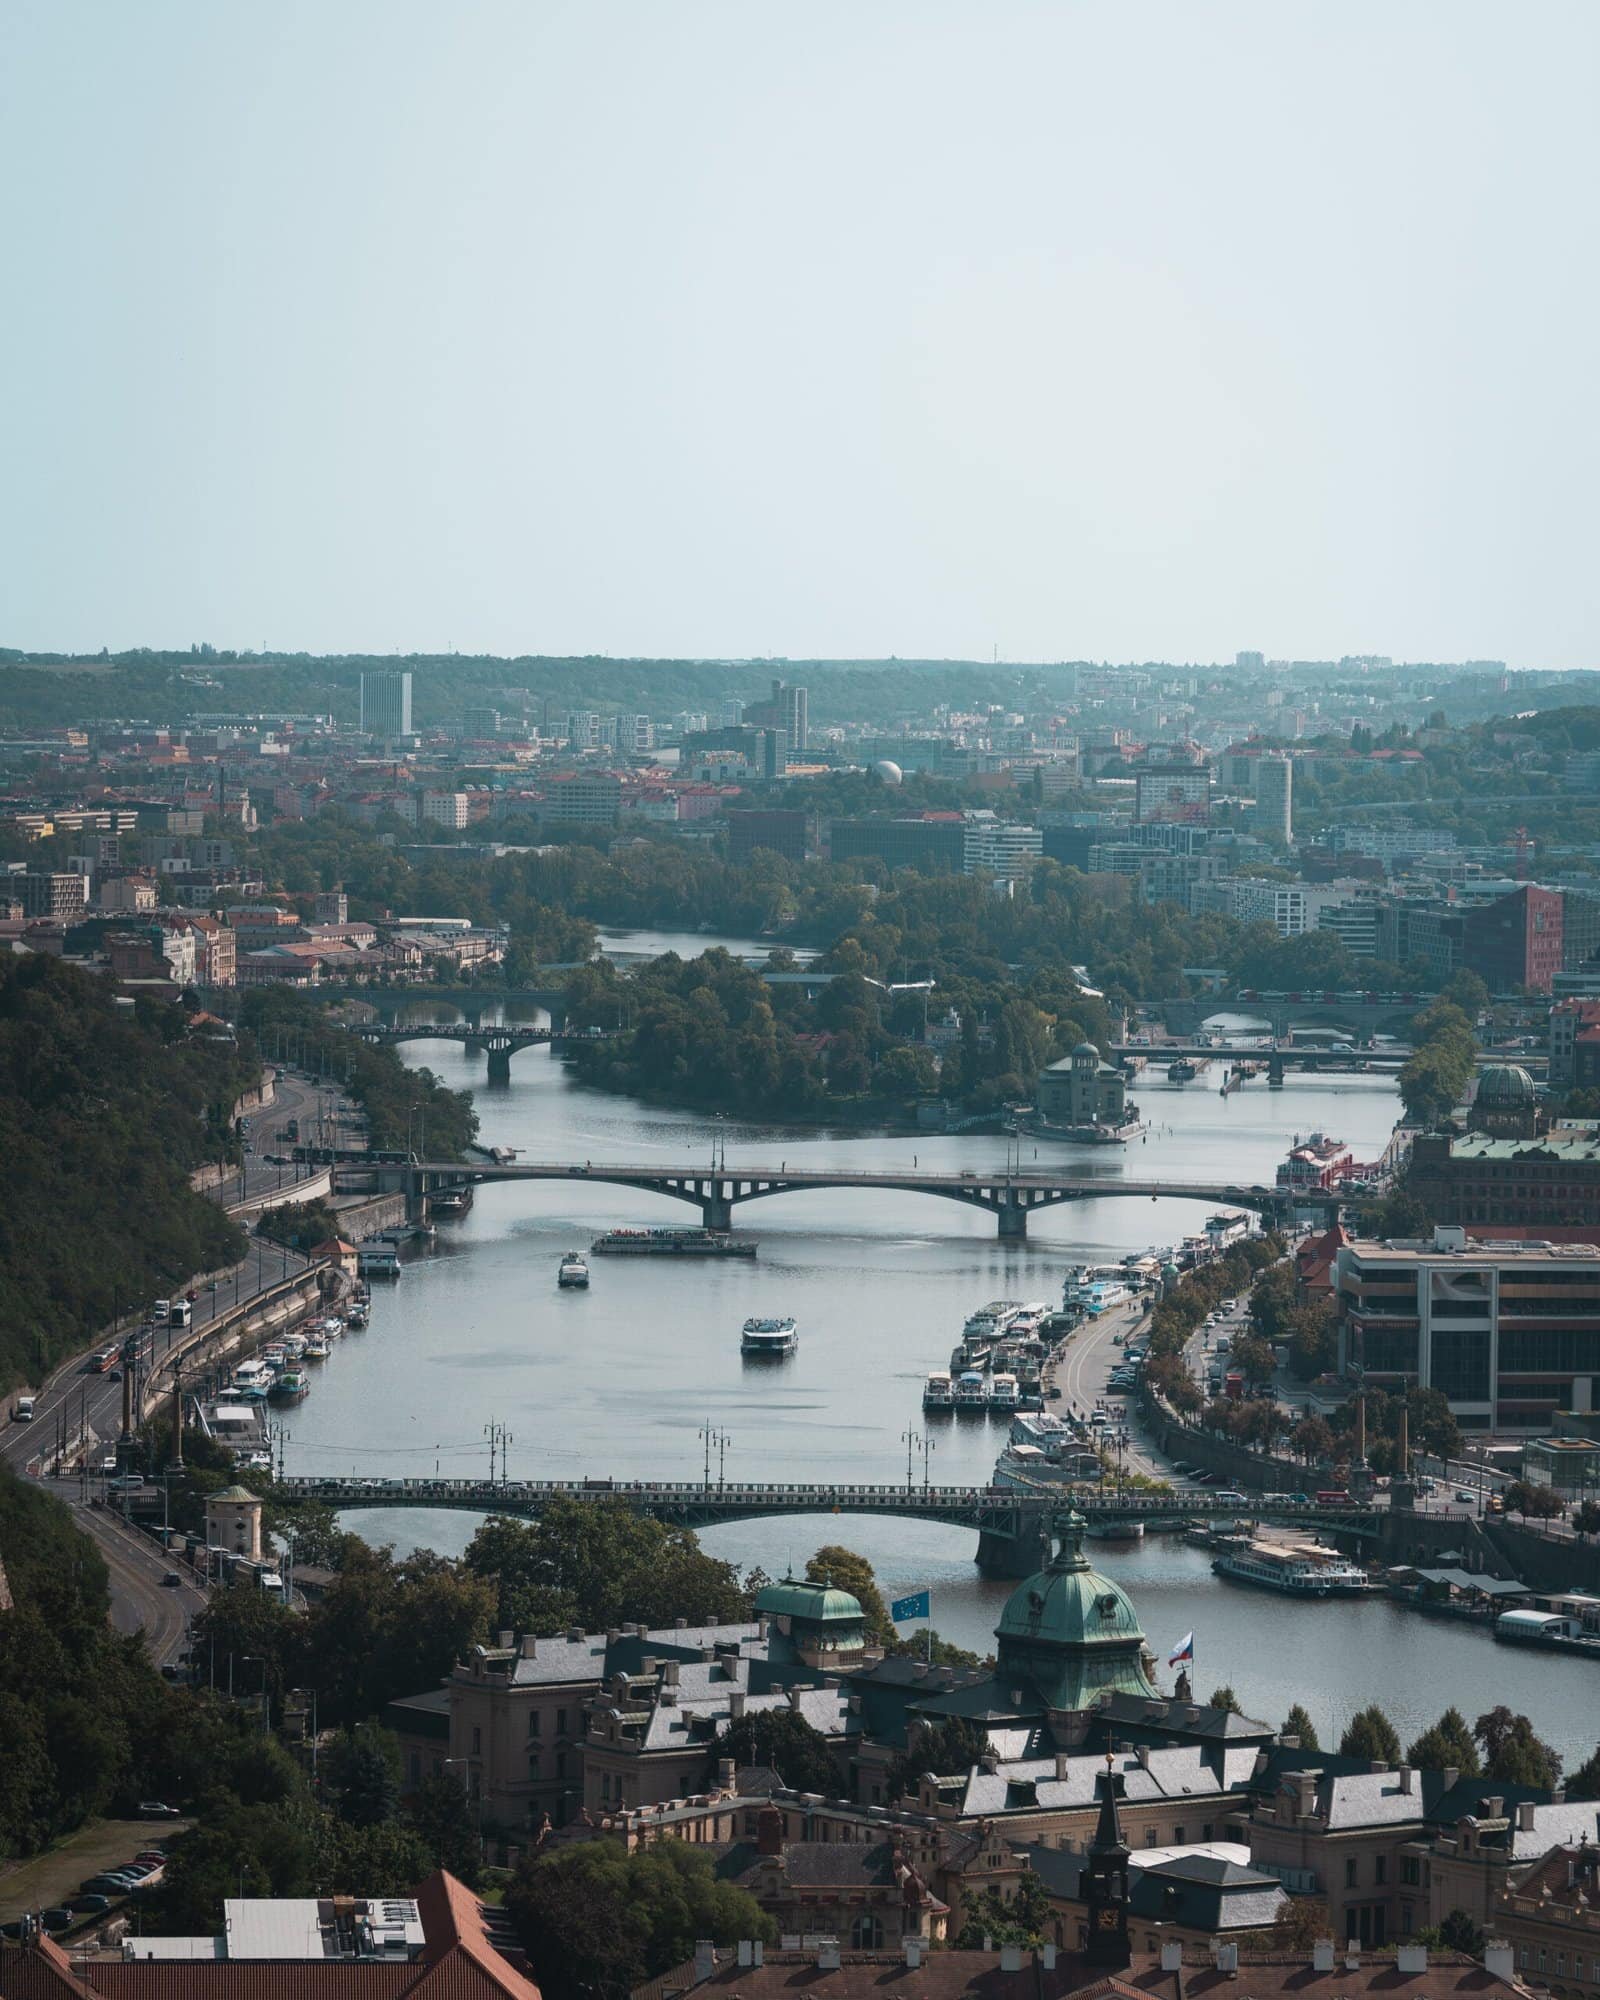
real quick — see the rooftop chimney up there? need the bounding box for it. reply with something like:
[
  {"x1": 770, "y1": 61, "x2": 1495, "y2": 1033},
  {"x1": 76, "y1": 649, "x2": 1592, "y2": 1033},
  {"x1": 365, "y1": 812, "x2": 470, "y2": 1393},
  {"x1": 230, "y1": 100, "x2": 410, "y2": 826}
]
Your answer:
[
  {"x1": 1000, "y1": 1945, "x2": 1024, "y2": 1973},
  {"x1": 675, "y1": 1616, "x2": 688, "y2": 1629},
  {"x1": 663, "y1": 1659, "x2": 681, "y2": 1686},
  {"x1": 1055, "y1": 1753, "x2": 1070, "y2": 1781},
  {"x1": 1443, "y1": 1766, "x2": 1460, "y2": 1790},
  {"x1": 737, "y1": 1941, "x2": 753, "y2": 1969},
  {"x1": 1042, "y1": 1945, "x2": 1057, "y2": 1971},
  {"x1": 1484, "y1": 1941, "x2": 1515, "y2": 1982},
  {"x1": 1397, "y1": 1946, "x2": 1428, "y2": 1974},
  {"x1": 788, "y1": 1685, "x2": 804, "y2": 1711},
  {"x1": 752, "y1": 1942, "x2": 763, "y2": 1967},
  {"x1": 520, "y1": 1634, "x2": 538, "y2": 1658},
  {"x1": 567, "y1": 1625, "x2": 584, "y2": 1642},
  {"x1": 729, "y1": 1690, "x2": 747, "y2": 1721},
  {"x1": 694, "y1": 1940, "x2": 716, "y2": 1982},
  {"x1": 1215, "y1": 1943, "x2": 1238, "y2": 1974},
  {"x1": 818, "y1": 1943, "x2": 841, "y2": 1971},
  {"x1": 1313, "y1": 1940, "x2": 1335, "y2": 1972},
  {"x1": 1370, "y1": 1759, "x2": 1389, "y2": 1774},
  {"x1": 1517, "y1": 1800, "x2": 1536, "y2": 1831},
  {"x1": 1399, "y1": 1765, "x2": 1414, "y2": 1794},
  {"x1": 497, "y1": 1628, "x2": 513, "y2": 1649},
  {"x1": 1162, "y1": 1941, "x2": 1184, "y2": 1971},
  {"x1": 904, "y1": 1940, "x2": 923, "y2": 1970}
]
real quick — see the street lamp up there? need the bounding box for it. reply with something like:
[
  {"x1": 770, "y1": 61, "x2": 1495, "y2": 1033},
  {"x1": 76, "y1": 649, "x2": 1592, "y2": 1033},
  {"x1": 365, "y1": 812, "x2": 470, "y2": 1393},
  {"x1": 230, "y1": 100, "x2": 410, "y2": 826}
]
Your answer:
[
  {"x1": 242, "y1": 1654, "x2": 270, "y2": 1732},
  {"x1": 443, "y1": 1756, "x2": 485, "y2": 1851}
]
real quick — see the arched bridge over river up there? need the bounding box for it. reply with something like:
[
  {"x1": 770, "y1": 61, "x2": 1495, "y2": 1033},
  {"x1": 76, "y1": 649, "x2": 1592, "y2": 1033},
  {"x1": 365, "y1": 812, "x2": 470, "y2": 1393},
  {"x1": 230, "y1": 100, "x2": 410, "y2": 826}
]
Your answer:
[
  {"x1": 349, "y1": 1022, "x2": 619, "y2": 1081},
  {"x1": 277, "y1": 1475, "x2": 1383, "y2": 1576},
  {"x1": 367, "y1": 1158, "x2": 1338, "y2": 1237}
]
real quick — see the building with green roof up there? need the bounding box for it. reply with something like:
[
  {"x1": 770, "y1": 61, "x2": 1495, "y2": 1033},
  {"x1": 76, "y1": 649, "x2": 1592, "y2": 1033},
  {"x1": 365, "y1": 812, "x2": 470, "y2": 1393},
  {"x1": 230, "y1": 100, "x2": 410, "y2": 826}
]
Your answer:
[
  {"x1": 755, "y1": 1574, "x2": 871, "y2": 1668},
  {"x1": 993, "y1": 1511, "x2": 1159, "y2": 1713}
]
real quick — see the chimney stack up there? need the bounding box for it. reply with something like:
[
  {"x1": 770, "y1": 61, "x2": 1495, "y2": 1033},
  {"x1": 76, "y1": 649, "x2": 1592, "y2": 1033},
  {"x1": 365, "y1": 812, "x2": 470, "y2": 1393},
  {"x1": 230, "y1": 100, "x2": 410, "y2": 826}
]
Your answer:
[
  {"x1": 1399, "y1": 1765, "x2": 1414, "y2": 1794},
  {"x1": 1397, "y1": 1946, "x2": 1429, "y2": 1974},
  {"x1": 1055, "y1": 1753, "x2": 1070, "y2": 1781},
  {"x1": 1313, "y1": 1940, "x2": 1335, "y2": 1972},
  {"x1": 729, "y1": 1690, "x2": 747, "y2": 1721},
  {"x1": 520, "y1": 1634, "x2": 538, "y2": 1658},
  {"x1": 1042, "y1": 1945, "x2": 1057, "y2": 1971},
  {"x1": 904, "y1": 1940, "x2": 923, "y2": 1970},
  {"x1": 1162, "y1": 1941, "x2": 1184, "y2": 1971},
  {"x1": 1484, "y1": 1941, "x2": 1515, "y2": 1982},
  {"x1": 694, "y1": 1940, "x2": 715, "y2": 1982},
  {"x1": 1000, "y1": 1945, "x2": 1024, "y2": 1973},
  {"x1": 1517, "y1": 1800, "x2": 1536, "y2": 1831},
  {"x1": 818, "y1": 1943, "x2": 841, "y2": 1971}
]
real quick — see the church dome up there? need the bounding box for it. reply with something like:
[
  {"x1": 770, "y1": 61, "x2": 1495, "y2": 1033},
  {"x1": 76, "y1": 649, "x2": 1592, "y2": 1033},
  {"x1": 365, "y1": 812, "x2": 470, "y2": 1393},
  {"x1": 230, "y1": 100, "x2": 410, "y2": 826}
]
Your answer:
[
  {"x1": 1073, "y1": 1041, "x2": 1099, "y2": 1058},
  {"x1": 1475, "y1": 1063, "x2": 1535, "y2": 1107},
  {"x1": 994, "y1": 1512, "x2": 1158, "y2": 1712}
]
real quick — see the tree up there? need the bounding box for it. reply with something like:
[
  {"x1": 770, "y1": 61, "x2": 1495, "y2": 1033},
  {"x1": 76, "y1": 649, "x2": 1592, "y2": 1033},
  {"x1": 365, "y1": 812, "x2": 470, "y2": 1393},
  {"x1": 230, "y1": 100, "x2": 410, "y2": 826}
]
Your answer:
[
  {"x1": 1230, "y1": 1335, "x2": 1276, "y2": 1385},
  {"x1": 1339, "y1": 1706, "x2": 1402, "y2": 1764},
  {"x1": 506, "y1": 1836, "x2": 776, "y2": 2000},
  {"x1": 1406, "y1": 1707, "x2": 1480, "y2": 1777},
  {"x1": 714, "y1": 1709, "x2": 842, "y2": 1795},
  {"x1": 322, "y1": 1723, "x2": 401, "y2": 1829},
  {"x1": 1414, "y1": 1911, "x2": 1486, "y2": 1957},
  {"x1": 1565, "y1": 1745, "x2": 1600, "y2": 1802},
  {"x1": 1474, "y1": 1708, "x2": 1562, "y2": 1791},
  {"x1": 1283, "y1": 1704, "x2": 1320, "y2": 1751},
  {"x1": 1250, "y1": 1266, "x2": 1297, "y2": 1344},
  {"x1": 805, "y1": 1545, "x2": 896, "y2": 1646},
  {"x1": 954, "y1": 1874, "x2": 1051, "y2": 1949},
  {"x1": 1208, "y1": 1686, "x2": 1243, "y2": 1716},
  {"x1": 1574, "y1": 1501, "x2": 1600, "y2": 1537},
  {"x1": 884, "y1": 1718, "x2": 989, "y2": 1800},
  {"x1": 407, "y1": 1773, "x2": 482, "y2": 1887}
]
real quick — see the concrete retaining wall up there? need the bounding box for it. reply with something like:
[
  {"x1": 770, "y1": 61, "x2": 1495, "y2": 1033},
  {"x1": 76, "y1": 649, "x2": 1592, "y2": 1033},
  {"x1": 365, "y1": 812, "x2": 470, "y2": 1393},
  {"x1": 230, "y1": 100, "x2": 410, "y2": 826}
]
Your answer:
[{"x1": 330, "y1": 1191, "x2": 408, "y2": 1242}]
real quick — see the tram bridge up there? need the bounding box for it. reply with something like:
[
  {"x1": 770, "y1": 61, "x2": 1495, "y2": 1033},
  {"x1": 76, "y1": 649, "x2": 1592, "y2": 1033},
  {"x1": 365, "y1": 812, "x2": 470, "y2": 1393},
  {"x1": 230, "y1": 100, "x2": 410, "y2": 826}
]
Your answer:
[{"x1": 276, "y1": 1474, "x2": 1383, "y2": 1575}]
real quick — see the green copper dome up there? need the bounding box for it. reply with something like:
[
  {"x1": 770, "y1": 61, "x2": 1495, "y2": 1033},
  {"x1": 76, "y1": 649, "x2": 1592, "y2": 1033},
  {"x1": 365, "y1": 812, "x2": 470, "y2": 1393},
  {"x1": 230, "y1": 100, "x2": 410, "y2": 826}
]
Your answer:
[
  {"x1": 1475, "y1": 1063, "x2": 1535, "y2": 1106},
  {"x1": 755, "y1": 1575, "x2": 863, "y2": 1624},
  {"x1": 995, "y1": 1511, "x2": 1158, "y2": 1712}
]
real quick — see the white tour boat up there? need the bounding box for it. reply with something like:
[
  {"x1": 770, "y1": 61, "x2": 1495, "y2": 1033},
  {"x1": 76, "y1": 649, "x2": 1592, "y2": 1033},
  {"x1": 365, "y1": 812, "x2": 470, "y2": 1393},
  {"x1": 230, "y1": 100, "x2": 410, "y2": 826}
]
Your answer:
[
  {"x1": 741, "y1": 1316, "x2": 798, "y2": 1356},
  {"x1": 923, "y1": 1371, "x2": 955, "y2": 1410},
  {"x1": 1213, "y1": 1540, "x2": 1370, "y2": 1597},
  {"x1": 558, "y1": 1251, "x2": 590, "y2": 1289}
]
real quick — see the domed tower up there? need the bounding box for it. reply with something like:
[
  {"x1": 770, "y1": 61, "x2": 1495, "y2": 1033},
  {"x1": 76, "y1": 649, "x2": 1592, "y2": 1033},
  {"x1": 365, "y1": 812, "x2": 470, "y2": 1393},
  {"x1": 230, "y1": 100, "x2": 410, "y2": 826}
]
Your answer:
[
  {"x1": 993, "y1": 1511, "x2": 1159, "y2": 1713},
  {"x1": 1468, "y1": 1062, "x2": 1541, "y2": 1139}
]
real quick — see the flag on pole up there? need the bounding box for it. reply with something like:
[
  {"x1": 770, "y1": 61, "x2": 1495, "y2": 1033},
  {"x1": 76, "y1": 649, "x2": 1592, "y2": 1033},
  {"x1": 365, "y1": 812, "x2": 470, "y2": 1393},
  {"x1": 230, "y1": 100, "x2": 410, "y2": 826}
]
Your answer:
[
  {"x1": 1168, "y1": 1631, "x2": 1194, "y2": 1666},
  {"x1": 891, "y1": 1589, "x2": 931, "y2": 1623}
]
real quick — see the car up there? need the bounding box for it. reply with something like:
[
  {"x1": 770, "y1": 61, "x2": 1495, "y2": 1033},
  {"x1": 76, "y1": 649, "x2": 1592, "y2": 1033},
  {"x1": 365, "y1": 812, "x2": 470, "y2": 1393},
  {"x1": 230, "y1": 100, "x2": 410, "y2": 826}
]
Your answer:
[
  {"x1": 162, "y1": 1571, "x2": 182, "y2": 1587},
  {"x1": 40, "y1": 1909, "x2": 74, "y2": 1934},
  {"x1": 138, "y1": 1800, "x2": 181, "y2": 1819},
  {"x1": 71, "y1": 1896, "x2": 112, "y2": 1917},
  {"x1": 83, "y1": 1875, "x2": 128, "y2": 1895},
  {"x1": 106, "y1": 1474, "x2": 145, "y2": 1492},
  {"x1": 1455, "y1": 1488, "x2": 1475, "y2": 1503}
]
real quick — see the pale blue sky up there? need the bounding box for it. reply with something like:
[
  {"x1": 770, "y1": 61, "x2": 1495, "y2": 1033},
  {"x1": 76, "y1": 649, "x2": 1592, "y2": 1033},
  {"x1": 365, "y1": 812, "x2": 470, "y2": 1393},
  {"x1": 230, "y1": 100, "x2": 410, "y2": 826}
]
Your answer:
[{"x1": 2, "y1": 2, "x2": 1597, "y2": 666}]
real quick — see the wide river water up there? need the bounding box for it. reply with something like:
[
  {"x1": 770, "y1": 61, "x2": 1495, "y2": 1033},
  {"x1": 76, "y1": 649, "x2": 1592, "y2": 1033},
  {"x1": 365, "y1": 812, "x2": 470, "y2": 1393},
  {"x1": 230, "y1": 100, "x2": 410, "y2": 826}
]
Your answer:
[{"x1": 278, "y1": 937, "x2": 1600, "y2": 1766}]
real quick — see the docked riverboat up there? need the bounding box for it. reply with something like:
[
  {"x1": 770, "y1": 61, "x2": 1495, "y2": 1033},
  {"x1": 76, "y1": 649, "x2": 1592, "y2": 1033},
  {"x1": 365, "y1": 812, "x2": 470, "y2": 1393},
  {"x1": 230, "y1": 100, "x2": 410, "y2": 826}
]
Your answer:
[
  {"x1": 923, "y1": 1371, "x2": 955, "y2": 1411},
  {"x1": 741, "y1": 1316, "x2": 798, "y2": 1357},
  {"x1": 1213, "y1": 1540, "x2": 1370, "y2": 1596},
  {"x1": 558, "y1": 1251, "x2": 590, "y2": 1289},
  {"x1": 268, "y1": 1367, "x2": 310, "y2": 1405},
  {"x1": 954, "y1": 1369, "x2": 988, "y2": 1411}
]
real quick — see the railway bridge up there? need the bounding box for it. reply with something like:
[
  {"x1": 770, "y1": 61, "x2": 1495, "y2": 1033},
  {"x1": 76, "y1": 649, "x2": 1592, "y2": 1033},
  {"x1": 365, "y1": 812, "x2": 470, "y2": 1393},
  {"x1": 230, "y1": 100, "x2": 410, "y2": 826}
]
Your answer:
[
  {"x1": 364, "y1": 1157, "x2": 1336, "y2": 1238},
  {"x1": 276, "y1": 1475, "x2": 1385, "y2": 1576}
]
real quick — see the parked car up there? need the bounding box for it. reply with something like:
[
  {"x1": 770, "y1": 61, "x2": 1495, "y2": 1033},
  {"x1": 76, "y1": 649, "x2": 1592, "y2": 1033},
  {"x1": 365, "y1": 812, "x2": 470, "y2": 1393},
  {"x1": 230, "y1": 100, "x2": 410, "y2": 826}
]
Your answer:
[
  {"x1": 41, "y1": 1910, "x2": 74, "y2": 1933},
  {"x1": 71, "y1": 1896, "x2": 112, "y2": 1917},
  {"x1": 138, "y1": 1800, "x2": 181, "y2": 1819}
]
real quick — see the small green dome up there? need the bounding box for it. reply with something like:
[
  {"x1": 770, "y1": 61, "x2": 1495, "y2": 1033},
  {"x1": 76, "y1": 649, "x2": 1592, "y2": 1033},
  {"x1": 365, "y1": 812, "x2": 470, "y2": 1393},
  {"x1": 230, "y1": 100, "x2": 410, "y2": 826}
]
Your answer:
[
  {"x1": 755, "y1": 1575, "x2": 863, "y2": 1624},
  {"x1": 1475, "y1": 1063, "x2": 1535, "y2": 1106},
  {"x1": 995, "y1": 1511, "x2": 1159, "y2": 1712},
  {"x1": 1073, "y1": 1041, "x2": 1099, "y2": 1058}
]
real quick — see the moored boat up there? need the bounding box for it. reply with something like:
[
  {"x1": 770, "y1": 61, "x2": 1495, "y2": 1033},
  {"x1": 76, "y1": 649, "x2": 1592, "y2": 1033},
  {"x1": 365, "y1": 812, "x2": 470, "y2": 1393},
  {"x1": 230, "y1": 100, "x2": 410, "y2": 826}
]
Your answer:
[
  {"x1": 268, "y1": 1367, "x2": 310, "y2": 1405},
  {"x1": 923, "y1": 1371, "x2": 955, "y2": 1411},
  {"x1": 1213, "y1": 1540, "x2": 1369, "y2": 1596},
  {"x1": 558, "y1": 1251, "x2": 590, "y2": 1289}
]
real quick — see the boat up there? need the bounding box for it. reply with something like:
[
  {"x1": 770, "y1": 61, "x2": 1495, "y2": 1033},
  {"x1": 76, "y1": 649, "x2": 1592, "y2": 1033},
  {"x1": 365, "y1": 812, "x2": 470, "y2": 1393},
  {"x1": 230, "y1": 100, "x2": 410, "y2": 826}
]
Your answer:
[
  {"x1": 923, "y1": 1371, "x2": 955, "y2": 1411},
  {"x1": 558, "y1": 1251, "x2": 590, "y2": 1289},
  {"x1": 987, "y1": 1373, "x2": 1020, "y2": 1410},
  {"x1": 964, "y1": 1301, "x2": 1023, "y2": 1342},
  {"x1": 345, "y1": 1301, "x2": 369, "y2": 1329},
  {"x1": 281, "y1": 1332, "x2": 308, "y2": 1361},
  {"x1": 432, "y1": 1187, "x2": 473, "y2": 1219},
  {"x1": 1086, "y1": 1519, "x2": 1145, "y2": 1542},
  {"x1": 304, "y1": 1332, "x2": 332, "y2": 1361},
  {"x1": 268, "y1": 1367, "x2": 310, "y2": 1405},
  {"x1": 1167, "y1": 1057, "x2": 1199, "y2": 1083},
  {"x1": 954, "y1": 1369, "x2": 988, "y2": 1411},
  {"x1": 1213, "y1": 1540, "x2": 1370, "y2": 1596},
  {"x1": 232, "y1": 1359, "x2": 271, "y2": 1401},
  {"x1": 741, "y1": 1316, "x2": 798, "y2": 1356},
  {"x1": 592, "y1": 1227, "x2": 757, "y2": 1258}
]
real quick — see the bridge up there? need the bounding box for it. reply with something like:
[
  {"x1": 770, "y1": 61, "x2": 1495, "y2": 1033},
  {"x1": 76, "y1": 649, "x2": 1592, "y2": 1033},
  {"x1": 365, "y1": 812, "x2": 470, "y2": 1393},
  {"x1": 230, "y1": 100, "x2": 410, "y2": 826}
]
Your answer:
[
  {"x1": 319, "y1": 984, "x2": 577, "y2": 1031},
  {"x1": 277, "y1": 1475, "x2": 1384, "y2": 1576},
  {"x1": 349, "y1": 1021, "x2": 616, "y2": 1081},
  {"x1": 365, "y1": 1158, "x2": 1336, "y2": 1237}
]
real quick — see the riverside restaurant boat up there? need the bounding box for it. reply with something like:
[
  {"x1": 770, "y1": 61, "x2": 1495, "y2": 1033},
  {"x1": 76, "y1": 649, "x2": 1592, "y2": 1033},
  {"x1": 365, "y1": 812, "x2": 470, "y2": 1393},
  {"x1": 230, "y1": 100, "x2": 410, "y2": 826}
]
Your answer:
[
  {"x1": 963, "y1": 1300, "x2": 1023, "y2": 1343},
  {"x1": 741, "y1": 1316, "x2": 798, "y2": 1357},
  {"x1": 558, "y1": 1250, "x2": 590, "y2": 1289},
  {"x1": 1213, "y1": 1540, "x2": 1370, "y2": 1596},
  {"x1": 268, "y1": 1367, "x2": 310, "y2": 1405},
  {"x1": 592, "y1": 1227, "x2": 757, "y2": 1257},
  {"x1": 923, "y1": 1371, "x2": 955, "y2": 1411},
  {"x1": 954, "y1": 1369, "x2": 988, "y2": 1411},
  {"x1": 988, "y1": 1373, "x2": 1021, "y2": 1410}
]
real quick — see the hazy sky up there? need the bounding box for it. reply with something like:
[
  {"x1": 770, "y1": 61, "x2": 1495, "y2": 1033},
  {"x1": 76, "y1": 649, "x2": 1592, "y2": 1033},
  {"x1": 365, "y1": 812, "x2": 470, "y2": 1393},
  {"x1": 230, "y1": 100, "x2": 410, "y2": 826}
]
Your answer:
[{"x1": 3, "y1": 2, "x2": 1597, "y2": 666}]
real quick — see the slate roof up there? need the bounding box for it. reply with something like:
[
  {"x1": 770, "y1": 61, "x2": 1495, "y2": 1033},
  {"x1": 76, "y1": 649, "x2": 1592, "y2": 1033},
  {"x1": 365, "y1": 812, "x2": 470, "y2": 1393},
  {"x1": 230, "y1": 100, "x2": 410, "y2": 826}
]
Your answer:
[{"x1": 957, "y1": 1745, "x2": 1236, "y2": 1819}]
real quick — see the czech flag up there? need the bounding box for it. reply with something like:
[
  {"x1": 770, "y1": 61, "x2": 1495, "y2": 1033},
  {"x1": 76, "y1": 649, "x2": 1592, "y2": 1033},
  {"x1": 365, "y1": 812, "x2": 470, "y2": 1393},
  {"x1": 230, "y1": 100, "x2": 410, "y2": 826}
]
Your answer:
[
  {"x1": 1168, "y1": 1631, "x2": 1194, "y2": 1667},
  {"x1": 891, "y1": 1589, "x2": 931, "y2": 1623}
]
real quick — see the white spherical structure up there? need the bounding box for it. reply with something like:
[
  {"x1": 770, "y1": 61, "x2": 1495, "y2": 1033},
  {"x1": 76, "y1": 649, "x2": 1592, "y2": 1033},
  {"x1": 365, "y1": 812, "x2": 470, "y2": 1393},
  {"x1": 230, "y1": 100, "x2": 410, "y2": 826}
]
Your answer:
[{"x1": 870, "y1": 759, "x2": 904, "y2": 786}]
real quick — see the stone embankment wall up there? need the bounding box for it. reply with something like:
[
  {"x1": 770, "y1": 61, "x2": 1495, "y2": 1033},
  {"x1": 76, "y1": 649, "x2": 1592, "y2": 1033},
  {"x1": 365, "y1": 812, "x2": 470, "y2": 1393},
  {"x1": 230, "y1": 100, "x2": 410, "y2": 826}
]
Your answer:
[{"x1": 329, "y1": 1192, "x2": 408, "y2": 1241}]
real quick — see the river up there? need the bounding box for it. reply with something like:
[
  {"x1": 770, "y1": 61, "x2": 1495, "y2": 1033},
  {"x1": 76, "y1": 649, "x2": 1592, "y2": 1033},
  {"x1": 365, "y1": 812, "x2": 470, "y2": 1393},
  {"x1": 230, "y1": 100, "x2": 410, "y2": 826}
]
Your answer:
[{"x1": 276, "y1": 940, "x2": 1600, "y2": 1768}]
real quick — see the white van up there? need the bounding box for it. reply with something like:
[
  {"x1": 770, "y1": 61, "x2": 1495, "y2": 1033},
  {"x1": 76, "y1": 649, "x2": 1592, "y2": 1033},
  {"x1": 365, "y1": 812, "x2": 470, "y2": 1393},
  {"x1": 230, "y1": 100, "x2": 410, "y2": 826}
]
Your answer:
[{"x1": 11, "y1": 1395, "x2": 35, "y2": 1423}]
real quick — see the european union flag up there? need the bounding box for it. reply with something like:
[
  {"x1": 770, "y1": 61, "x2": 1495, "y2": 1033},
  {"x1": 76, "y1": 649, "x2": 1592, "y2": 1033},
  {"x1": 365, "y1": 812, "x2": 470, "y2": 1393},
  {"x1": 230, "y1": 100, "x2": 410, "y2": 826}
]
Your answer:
[{"x1": 891, "y1": 1589, "x2": 931, "y2": 1623}]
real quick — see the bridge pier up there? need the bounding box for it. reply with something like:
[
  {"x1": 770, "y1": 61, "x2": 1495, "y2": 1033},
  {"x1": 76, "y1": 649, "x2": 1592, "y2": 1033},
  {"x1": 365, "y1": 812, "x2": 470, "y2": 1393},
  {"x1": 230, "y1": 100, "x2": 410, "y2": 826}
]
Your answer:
[
  {"x1": 997, "y1": 1198, "x2": 1028, "y2": 1240},
  {"x1": 486, "y1": 1047, "x2": 513, "y2": 1085},
  {"x1": 976, "y1": 1513, "x2": 1051, "y2": 1577},
  {"x1": 702, "y1": 1195, "x2": 733, "y2": 1233}
]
